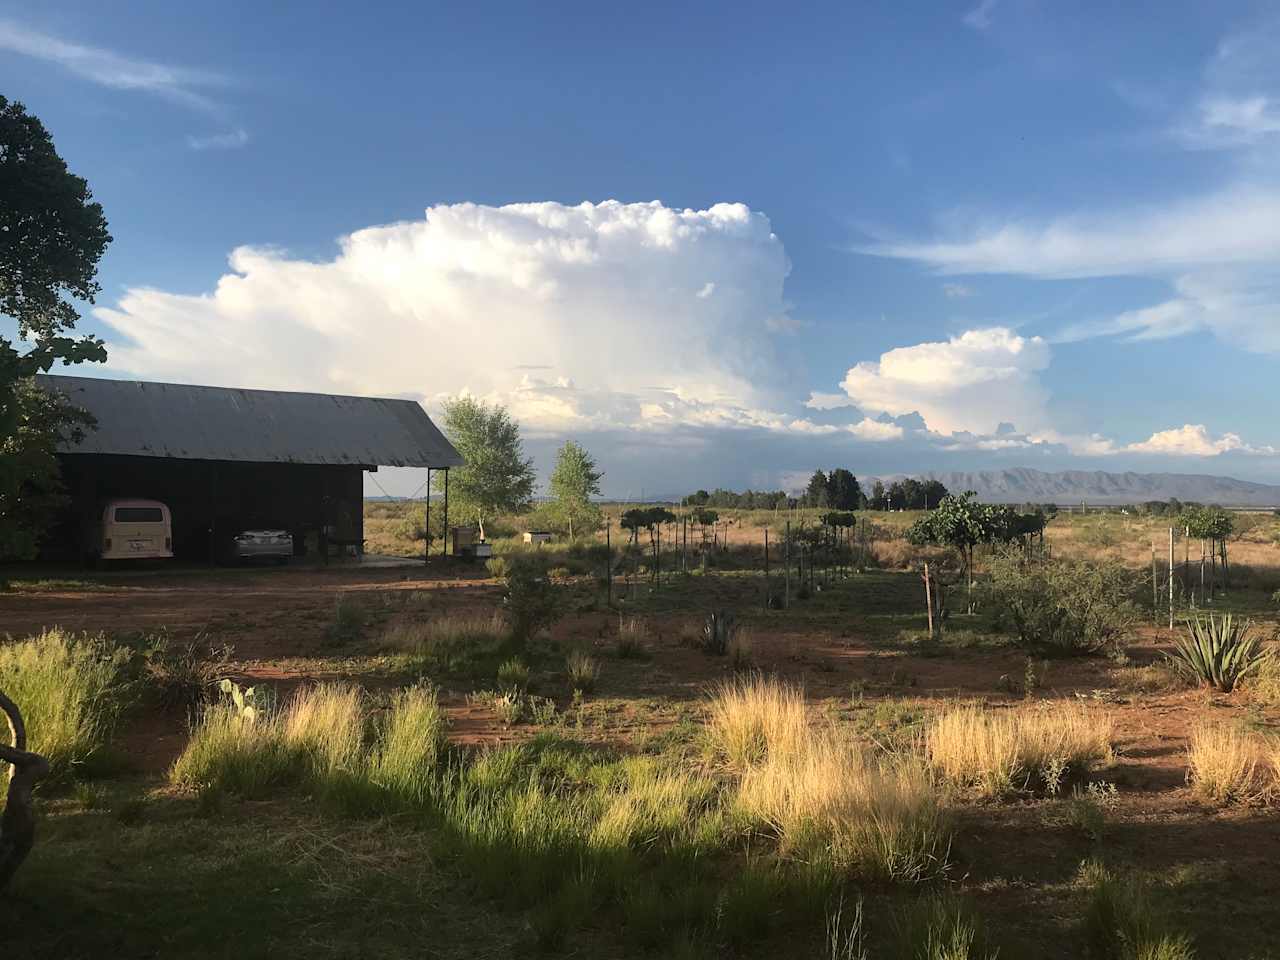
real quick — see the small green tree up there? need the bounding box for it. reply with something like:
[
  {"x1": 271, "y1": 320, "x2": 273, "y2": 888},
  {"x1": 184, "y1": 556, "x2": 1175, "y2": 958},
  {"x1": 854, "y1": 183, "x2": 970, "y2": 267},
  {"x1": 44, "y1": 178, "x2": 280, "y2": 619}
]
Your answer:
[
  {"x1": 548, "y1": 440, "x2": 603, "y2": 540},
  {"x1": 907, "y1": 491, "x2": 1002, "y2": 609},
  {"x1": 1, "y1": 96, "x2": 111, "y2": 561},
  {"x1": 439, "y1": 397, "x2": 535, "y2": 539}
]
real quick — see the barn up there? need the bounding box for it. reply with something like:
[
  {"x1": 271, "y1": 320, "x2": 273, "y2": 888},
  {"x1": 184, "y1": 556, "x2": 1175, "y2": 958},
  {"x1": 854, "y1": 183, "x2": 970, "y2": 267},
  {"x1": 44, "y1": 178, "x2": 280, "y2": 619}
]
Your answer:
[{"x1": 36, "y1": 374, "x2": 463, "y2": 562}]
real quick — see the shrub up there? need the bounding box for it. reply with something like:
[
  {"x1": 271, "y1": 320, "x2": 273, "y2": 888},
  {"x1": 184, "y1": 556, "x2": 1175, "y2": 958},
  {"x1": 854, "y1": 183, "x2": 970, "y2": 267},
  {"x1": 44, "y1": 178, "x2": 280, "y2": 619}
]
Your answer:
[
  {"x1": 0, "y1": 628, "x2": 131, "y2": 779},
  {"x1": 501, "y1": 560, "x2": 565, "y2": 647},
  {"x1": 728, "y1": 628, "x2": 754, "y2": 670},
  {"x1": 327, "y1": 592, "x2": 366, "y2": 644},
  {"x1": 984, "y1": 553, "x2": 1142, "y2": 656},
  {"x1": 1170, "y1": 614, "x2": 1268, "y2": 692},
  {"x1": 701, "y1": 611, "x2": 737, "y2": 656},
  {"x1": 140, "y1": 629, "x2": 233, "y2": 709},
  {"x1": 925, "y1": 702, "x2": 1114, "y2": 798},
  {"x1": 1081, "y1": 861, "x2": 1195, "y2": 960},
  {"x1": 706, "y1": 675, "x2": 807, "y2": 770},
  {"x1": 566, "y1": 651, "x2": 599, "y2": 694},
  {"x1": 1186, "y1": 722, "x2": 1268, "y2": 805}
]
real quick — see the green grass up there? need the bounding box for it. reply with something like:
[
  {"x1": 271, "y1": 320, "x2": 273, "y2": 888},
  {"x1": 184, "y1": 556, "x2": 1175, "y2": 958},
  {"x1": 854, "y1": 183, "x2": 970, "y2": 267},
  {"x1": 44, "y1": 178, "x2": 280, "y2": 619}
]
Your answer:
[{"x1": 0, "y1": 628, "x2": 132, "y2": 781}]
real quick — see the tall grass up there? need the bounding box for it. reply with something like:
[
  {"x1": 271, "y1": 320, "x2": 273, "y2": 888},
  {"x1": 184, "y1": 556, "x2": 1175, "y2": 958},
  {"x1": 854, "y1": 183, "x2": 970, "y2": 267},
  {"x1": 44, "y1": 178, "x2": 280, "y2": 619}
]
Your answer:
[
  {"x1": 0, "y1": 628, "x2": 131, "y2": 779},
  {"x1": 737, "y1": 732, "x2": 949, "y2": 883},
  {"x1": 706, "y1": 675, "x2": 808, "y2": 769},
  {"x1": 925, "y1": 701, "x2": 1114, "y2": 798},
  {"x1": 1186, "y1": 722, "x2": 1269, "y2": 805},
  {"x1": 172, "y1": 682, "x2": 445, "y2": 810},
  {"x1": 1081, "y1": 861, "x2": 1196, "y2": 960},
  {"x1": 383, "y1": 612, "x2": 506, "y2": 672},
  {"x1": 367, "y1": 685, "x2": 447, "y2": 806}
]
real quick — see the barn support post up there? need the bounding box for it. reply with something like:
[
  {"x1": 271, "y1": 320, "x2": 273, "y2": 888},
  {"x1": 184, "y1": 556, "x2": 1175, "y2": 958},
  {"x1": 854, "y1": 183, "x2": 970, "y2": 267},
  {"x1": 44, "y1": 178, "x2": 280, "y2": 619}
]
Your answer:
[
  {"x1": 208, "y1": 463, "x2": 218, "y2": 567},
  {"x1": 424, "y1": 467, "x2": 431, "y2": 566},
  {"x1": 442, "y1": 469, "x2": 449, "y2": 558}
]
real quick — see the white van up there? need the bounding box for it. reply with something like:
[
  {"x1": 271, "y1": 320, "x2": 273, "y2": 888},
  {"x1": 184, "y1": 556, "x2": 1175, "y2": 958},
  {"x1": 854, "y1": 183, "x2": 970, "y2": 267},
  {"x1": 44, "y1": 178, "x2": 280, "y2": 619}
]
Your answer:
[{"x1": 99, "y1": 499, "x2": 174, "y2": 560}]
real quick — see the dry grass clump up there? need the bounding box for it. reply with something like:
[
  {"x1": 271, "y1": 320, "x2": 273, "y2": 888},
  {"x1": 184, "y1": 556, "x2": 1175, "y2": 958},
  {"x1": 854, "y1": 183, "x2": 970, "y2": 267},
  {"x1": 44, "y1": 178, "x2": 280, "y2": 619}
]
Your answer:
[
  {"x1": 614, "y1": 617, "x2": 650, "y2": 659},
  {"x1": 282, "y1": 683, "x2": 366, "y2": 776},
  {"x1": 706, "y1": 675, "x2": 808, "y2": 769},
  {"x1": 925, "y1": 701, "x2": 1114, "y2": 798},
  {"x1": 1186, "y1": 722, "x2": 1271, "y2": 805},
  {"x1": 737, "y1": 731, "x2": 948, "y2": 882},
  {"x1": 566, "y1": 650, "x2": 599, "y2": 694},
  {"x1": 708, "y1": 677, "x2": 949, "y2": 883}
]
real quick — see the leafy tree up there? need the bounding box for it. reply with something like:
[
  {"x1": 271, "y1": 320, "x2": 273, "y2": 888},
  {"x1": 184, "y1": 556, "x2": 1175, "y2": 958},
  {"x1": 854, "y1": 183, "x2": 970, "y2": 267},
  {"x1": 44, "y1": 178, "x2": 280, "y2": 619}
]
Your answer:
[
  {"x1": 907, "y1": 491, "x2": 1002, "y2": 606},
  {"x1": 440, "y1": 397, "x2": 535, "y2": 539},
  {"x1": 921, "y1": 480, "x2": 950, "y2": 510},
  {"x1": 804, "y1": 470, "x2": 829, "y2": 508},
  {"x1": 869, "y1": 480, "x2": 888, "y2": 511},
  {"x1": 548, "y1": 440, "x2": 603, "y2": 540},
  {"x1": 1, "y1": 96, "x2": 111, "y2": 561},
  {"x1": 825, "y1": 468, "x2": 862, "y2": 511}
]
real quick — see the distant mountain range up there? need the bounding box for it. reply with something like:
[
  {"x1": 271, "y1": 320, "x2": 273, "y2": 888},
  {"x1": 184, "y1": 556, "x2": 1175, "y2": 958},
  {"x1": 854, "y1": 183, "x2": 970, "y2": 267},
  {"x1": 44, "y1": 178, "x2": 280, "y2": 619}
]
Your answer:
[{"x1": 868, "y1": 468, "x2": 1280, "y2": 507}]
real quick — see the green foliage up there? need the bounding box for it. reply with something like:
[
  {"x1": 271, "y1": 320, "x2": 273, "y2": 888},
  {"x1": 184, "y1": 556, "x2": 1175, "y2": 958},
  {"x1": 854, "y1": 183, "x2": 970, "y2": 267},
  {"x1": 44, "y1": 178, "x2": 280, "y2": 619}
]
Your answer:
[
  {"x1": 1170, "y1": 613, "x2": 1267, "y2": 692},
  {"x1": 907, "y1": 492, "x2": 995, "y2": 560},
  {"x1": 1179, "y1": 506, "x2": 1233, "y2": 542},
  {"x1": 439, "y1": 396, "x2": 536, "y2": 533},
  {"x1": 1, "y1": 378, "x2": 96, "y2": 561},
  {"x1": 548, "y1": 439, "x2": 604, "y2": 539},
  {"x1": 0, "y1": 628, "x2": 131, "y2": 779},
  {"x1": 822, "y1": 510, "x2": 857, "y2": 529},
  {"x1": 1, "y1": 96, "x2": 111, "y2": 561},
  {"x1": 984, "y1": 553, "x2": 1143, "y2": 656},
  {"x1": 500, "y1": 558, "x2": 565, "y2": 647}
]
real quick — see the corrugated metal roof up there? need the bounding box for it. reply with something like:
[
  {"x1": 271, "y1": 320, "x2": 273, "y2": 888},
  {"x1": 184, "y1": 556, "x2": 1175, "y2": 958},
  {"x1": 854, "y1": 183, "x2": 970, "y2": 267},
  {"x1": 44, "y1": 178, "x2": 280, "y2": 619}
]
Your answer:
[{"x1": 37, "y1": 374, "x2": 464, "y2": 469}]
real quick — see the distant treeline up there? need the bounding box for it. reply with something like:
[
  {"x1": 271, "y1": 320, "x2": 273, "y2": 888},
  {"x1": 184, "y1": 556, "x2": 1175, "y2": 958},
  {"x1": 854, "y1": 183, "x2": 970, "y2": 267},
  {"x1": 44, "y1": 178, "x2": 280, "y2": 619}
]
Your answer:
[{"x1": 684, "y1": 471, "x2": 955, "y2": 511}]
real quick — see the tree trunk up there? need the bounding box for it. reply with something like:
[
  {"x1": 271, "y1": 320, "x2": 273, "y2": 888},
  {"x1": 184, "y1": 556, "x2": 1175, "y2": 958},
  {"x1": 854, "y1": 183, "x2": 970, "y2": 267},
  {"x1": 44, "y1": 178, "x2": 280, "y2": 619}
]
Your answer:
[{"x1": 1, "y1": 691, "x2": 50, "y2": 891}]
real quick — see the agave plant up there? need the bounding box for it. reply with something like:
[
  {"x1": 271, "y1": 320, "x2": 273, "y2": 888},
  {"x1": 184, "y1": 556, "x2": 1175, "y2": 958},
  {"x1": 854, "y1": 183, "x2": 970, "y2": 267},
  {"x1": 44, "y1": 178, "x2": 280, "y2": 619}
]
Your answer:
[{"x1": 1170, "y1": 614, "x2": 1268, "y2": 692}]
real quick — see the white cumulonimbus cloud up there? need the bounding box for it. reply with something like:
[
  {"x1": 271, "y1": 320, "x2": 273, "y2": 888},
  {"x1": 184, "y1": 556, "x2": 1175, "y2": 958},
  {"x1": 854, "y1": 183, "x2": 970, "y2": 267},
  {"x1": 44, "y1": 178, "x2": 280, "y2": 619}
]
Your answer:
[
  {"x1": 100, "y1": 200, "x2": 805, "y2": 435},
  {"x1": 825, "y1": 327, "x2": 1051, "y2": 436},
  {"x1": 1127, "y1": 424, "x2": 1275, "y2": 457}
]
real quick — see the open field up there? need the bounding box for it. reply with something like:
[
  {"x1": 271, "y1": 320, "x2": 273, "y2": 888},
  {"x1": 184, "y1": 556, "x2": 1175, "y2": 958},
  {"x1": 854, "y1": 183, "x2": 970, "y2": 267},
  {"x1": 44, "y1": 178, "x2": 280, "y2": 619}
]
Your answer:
[{"x1": 4, "y1": 506, "x2": 1280, "y2": 958}]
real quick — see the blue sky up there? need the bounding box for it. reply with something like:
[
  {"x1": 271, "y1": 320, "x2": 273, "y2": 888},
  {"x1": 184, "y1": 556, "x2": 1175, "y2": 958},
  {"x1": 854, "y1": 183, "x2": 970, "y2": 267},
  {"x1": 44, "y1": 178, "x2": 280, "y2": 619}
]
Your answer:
[{"x1": 4, "y1": 1, "x2": 1280, "y2": 496}]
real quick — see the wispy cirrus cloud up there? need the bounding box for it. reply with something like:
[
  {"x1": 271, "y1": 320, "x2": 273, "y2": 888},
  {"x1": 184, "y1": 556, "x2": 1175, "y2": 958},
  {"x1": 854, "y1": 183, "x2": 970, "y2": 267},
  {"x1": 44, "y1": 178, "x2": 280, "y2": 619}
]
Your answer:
[
  {"x1": 0, "y1": 19, "x2": 246, "y2": 149},
  {"x1": 186, "y1": 128, "x2": 249, "y2": 151},
  {"x1": 963, "y1": 0, "x2": 999, "y2": 31}
]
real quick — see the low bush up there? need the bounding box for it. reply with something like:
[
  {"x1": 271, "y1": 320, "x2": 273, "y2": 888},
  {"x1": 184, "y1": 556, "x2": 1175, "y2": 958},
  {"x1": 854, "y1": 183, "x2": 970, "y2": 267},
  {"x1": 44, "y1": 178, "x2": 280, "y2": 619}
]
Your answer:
[
  {"x1": 0, "y1": 628, "x2": 131, "y2": 780},
  {"x1": 1170, "y1": 614, "x2": 1268, "y2": 692},
  {"x1": 925, "y1": 701, "x2": 1114, "y2": 798},
  {"x1": 140, "y1": 629, "x2": 234, "y2": 709},
  {"x1": 984, "y1": 553, "x2": 1142, "y2": 656},
  {"x1": 501, "y1": 560, "x2": 565, "y2": 648}
]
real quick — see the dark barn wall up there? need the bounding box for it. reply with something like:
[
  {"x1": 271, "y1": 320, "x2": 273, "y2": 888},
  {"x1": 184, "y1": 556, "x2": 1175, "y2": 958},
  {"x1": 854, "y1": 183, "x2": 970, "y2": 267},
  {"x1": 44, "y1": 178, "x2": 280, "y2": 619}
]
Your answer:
[{"x1": 49, "y1": 455, "x2": 366, "y2": 562}]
